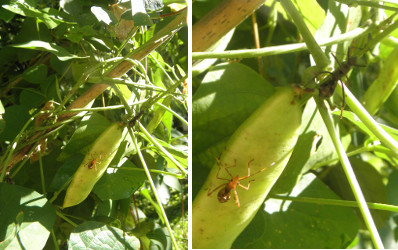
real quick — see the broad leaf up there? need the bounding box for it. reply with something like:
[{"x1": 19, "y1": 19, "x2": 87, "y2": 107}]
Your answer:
[
  {"x1": 11, "y1": 40, "x2": 86, "y2": 61},
  {"x1": 0, "y1": 183, "x2": 56, "y2": 250},
  {"x1": 68, "y1": 221, "x2": 140, "y2": 249}
]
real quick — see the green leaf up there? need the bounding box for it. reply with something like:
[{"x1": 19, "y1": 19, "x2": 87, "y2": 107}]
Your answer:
[
  {"x1": 0, "y1": 100, "x2": 5, "y2": 114},
  {"x1": 141, "y1": 188, "x2": 164, "y2": 223},
  {"x1": 147, "y1": 227, "x2": 172, "y2": 250},
  {"x1": 91, "y1": 6, "x2": 116, "y2": 25},
  {"x1": 11, "y1": 40, "x2": 87, "y2": 61},
  {"x1": 193, "y1": 62, "x2": 274, "y2": 168},
  {"x1": 19, "y1": 89, "x2": 45, "y2": 108},
  {"x1": 57, "y1": 113, "x2": 111, "y2": 161},
  {"x1": 2, "y1": 2, "x2": 65, "y2": 29},
  {"x1": 22, "y1": 64, "x2": 48, "y2": 84},
  {"x1": 133, "y1": 12, "x2": 153, "y2": 26},
  {"x1": 142, "y1": 136, "x2": 188, "y2": 170},
  {"x1": 163, "y1": 175, "x2": 182, "y2": 192},
  {"x1": 265, "y1": 0, "x2": 325, "y2": 35},
  {"x1": 68, "y1": 221, "x2": 140, "y2": 249},
  {"x1": 60, "y1": 0, "x2": 84, "y2": 15},
  {"x1": 339, "y1": 110, "x2": 398, "y2": 142},
  {"x1": 324, "y1": 157, "x2": 389, "y2": 228},
  {"x1": 50, "y1": 155, "x2": 84, "y2": 191},
  {"x1": 94, "y1": 160, "x2": 146, "y2": 200},
  {"x1": 233, "y1": 173, "x2": 360, "y2": 248},
  {"x1": 0, "y1": 183, "x2": 56, "y2": 250},
  {"x1": 0, "y1": 105, "x2": 30, "y2": 142},
  {"x1": 387, "y1": 170, "x2": 398, "y2": 206},
  {"x1": 131, "y1": 0, "x2": 153, "y2": 26},
  {"x1": 0, "y1": 3, "x2": 15, "y2": 22}
]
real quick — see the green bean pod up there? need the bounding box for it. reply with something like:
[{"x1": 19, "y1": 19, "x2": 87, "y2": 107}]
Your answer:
[
  {"x1": 193, "y1": 87, "x2": 303, "y2": 248},
  {"x1": 63, "y1": 123, "x2": 124, "y2": 208}
]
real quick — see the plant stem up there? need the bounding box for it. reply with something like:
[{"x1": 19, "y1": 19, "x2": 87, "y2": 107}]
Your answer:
[
  {"x1": 155, "y1": 102, "x2": 188, "y2": 127},
  {"x1": 336, "y1": 83, "x2": 398, "y2": 156},
  {"x1": 131, "y1": 131, "x2": 179, "y2": 250},
  {"x1": 316, "y1": 98, "x2": 384, "y2": 249},
  {"x1": 138, "y1": 123, "x2": 188, "y2": 176},
  {"x1": 0, "y1": 116, "x2": 35, "y2": 180},
  {"x1": 334, "y1": 0, "x2": 398, "y2": 11},
  {"x1": 192, "y1": 26, "x2": 369, "y2": 60},
  {"x1": 270, "y1": 195, "x2": 398, "y2": 213},
  {"x1": 280, "y1": 0, "x2": 330, "y2": 70}
]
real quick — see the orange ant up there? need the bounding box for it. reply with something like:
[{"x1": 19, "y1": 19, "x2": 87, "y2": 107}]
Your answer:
[
  {"x1": 207, "y1": 158, "x2": 274, "y2": 208},
  {"x1": 87, "y1": 153, "x2": 102, "y2": 170}
]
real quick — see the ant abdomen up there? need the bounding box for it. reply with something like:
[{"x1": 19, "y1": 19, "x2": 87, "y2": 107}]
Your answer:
[{"x1": 217, "y1": 188, "x2": 231, "y2": 203}]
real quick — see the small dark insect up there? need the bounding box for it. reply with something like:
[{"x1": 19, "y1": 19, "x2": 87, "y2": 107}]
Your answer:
[
  {"x1": 128, "y1": 110, "x2": 145, "y2": 127},
  {"x1": 207, "y1": 158, "x2": 274, "y2": 208},
  {"x1": 88, "y1": 154, "x2": 102, "y2": 170},
  {"x1": 318, "y1": 50, "x2": 357, "y2": 119}
]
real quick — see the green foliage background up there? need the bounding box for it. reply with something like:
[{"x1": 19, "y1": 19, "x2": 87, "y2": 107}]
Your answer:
[
  {"x1": 0, "y1": 0, "x2": 188, "y2": 249},
  {"x1": 193, "y1": 0, "x2": 398, "y2": 248}
]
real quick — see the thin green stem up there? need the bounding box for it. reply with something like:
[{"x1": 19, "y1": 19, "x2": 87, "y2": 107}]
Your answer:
[
  {"x1": 0, "y1": 116, "x2": 35, "y2": 181},
  {"x1": 366, "y1": 19, "x2": 398, "y2": 52},
  {"x1": 50, "y1": 230, "x2": 59, "y2": 250},
  {"x1": 58, "y1": 100, "x2": 148, "y2": 114},
  {"x1": 316, "y1": 98, "x2": 384, "y2": 249},
  {"x1": 56, "y1": 210, "x2": 78, "y2": 227},
  {"x1": 312, "y1": 144, "x2": 391, "y2": 169},
  {"x1": 155, "y1": 102, "x2": 188, "y2": 127},
  {"x1": 336, "y1": 83, "x2": 398, "y2": 156},
  {"x1": 275, "y1": 0, "x2": 330, "y2": 70},
  {"x1": 38, "y1": 148, "x2": 46, "y2": 195},
  {"x1": 192, "y1": 26, "x2": 369, "y2": 60},
  {"x1": 334, "y1": 0, "x2": 398, "y2": 12},
  {"x1": 138, "y1": 123, "x2": 187, "y2": 176},
  {"x1": 88, "y1": 76, "x2": 165, "y2": 92},
  {"x1": 270, "y1": 195, "x2": 398, "y2": 213},
  {"x1": 49, "y1": 176, "x2": 73, "y2": 203},
  {"x1": 111, "y1": 166, "x2": 185, "y2": 178},
  {"x1": 149, "y1": 53, "x2": 175, "y2": 84},
  {"x1": 131, "y1": 130, "x2": 179, "y2": 250},
  {"x1": 54, "y1": 64, "x2": 101, "y2": 114}
]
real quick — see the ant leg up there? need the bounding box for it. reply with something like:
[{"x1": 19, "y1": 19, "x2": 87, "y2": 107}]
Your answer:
[
  {"x1": 224, "y1": 159, "x2": 237, "y2": 170},
  {"x1": 215, "y1": 164, "x2": 231, "y2": 181},
  {"x1": 238, "y1": 179, "x2": 253, "y2": 190},
  {"x1": 222, "y1": 159, "x2": 237, "y2": 179},
  {"x1": 247, "y1": 159, "x2": 253, "y2": 177},
  {"x1": 233, "y1": 188, "x2": 240, "y2": 208},
  {"x1": 239, "y1": 160, "x2": 273, "y2": 181},
  {"x1": 207, "y1": 183, "x2": 227, "y2": 196},
  {"x1": 215, "y1": 156, "x2": 236, "y2": 180}
]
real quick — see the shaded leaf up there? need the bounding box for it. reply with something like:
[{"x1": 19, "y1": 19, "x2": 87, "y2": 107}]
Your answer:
[
  {"x1": 0, "y1": 183, "x2": 56, "y2": 250},
  {"x1": 0, "y1": 105, "x2": 30, "y2": 142},
  {"x1": 94, "y1": 160, "x2": 146, "y2": 200},
  {"x1": 324, "y1": 157, "x2": 389, "y2": 228},
  {"x1": 234, "y1": 173, "x2": 360, "y2": 248},
  {"x1": 22, "y1": 64, "x2": 48, "y2": 84}
]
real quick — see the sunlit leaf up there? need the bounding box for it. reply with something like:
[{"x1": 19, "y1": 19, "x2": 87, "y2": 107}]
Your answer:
[{"x1": 11, "y1": 40, "x2": 87, "y2": 61}]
